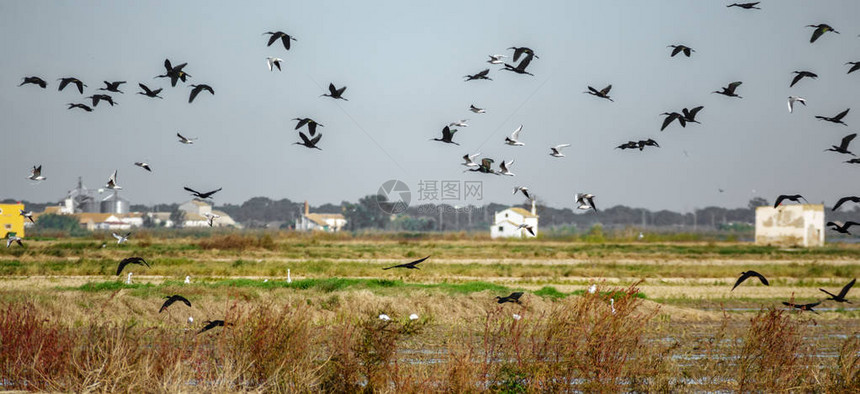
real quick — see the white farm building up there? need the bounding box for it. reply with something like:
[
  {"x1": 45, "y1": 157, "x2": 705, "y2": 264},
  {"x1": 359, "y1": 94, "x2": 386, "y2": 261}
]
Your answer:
[
  {"x1": 755, "y1": 204, "x2": 824, "y2": 247},
  {"x1": 491, "y1": 203, "x2": 538, "y2": 239}
]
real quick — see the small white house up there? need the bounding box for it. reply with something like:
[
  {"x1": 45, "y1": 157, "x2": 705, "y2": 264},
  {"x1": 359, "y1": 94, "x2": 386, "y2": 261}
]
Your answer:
[
  {"x1": 755, "y1": 204, "x2": 824, "y2": 247},
  {"x1": 295, "y1": 201, "x2": 346, "y2": 232},
  {"x1": 491, "y1": 203, "x2": 538, "y2": 239},
  {"x1": 178, "y1": 200, "x2": 238, "y2": 228}
]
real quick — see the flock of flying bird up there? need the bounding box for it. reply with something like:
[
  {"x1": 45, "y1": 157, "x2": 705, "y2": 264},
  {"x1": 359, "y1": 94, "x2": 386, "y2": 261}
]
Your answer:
[{"x1": 9, "y1": 3, "x2": 860, "y2": 329}]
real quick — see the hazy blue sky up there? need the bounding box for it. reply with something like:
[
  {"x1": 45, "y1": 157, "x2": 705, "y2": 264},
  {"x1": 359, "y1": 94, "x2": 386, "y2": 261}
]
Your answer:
[{"x1": 1, "y1": 1, "x2": 859, "y2": 212}]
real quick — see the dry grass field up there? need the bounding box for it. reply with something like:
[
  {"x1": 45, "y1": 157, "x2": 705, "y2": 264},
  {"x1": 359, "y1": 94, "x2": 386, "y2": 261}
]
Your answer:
[{"x1": 1, "y1": 232, "x2": 858, "y2": 392}]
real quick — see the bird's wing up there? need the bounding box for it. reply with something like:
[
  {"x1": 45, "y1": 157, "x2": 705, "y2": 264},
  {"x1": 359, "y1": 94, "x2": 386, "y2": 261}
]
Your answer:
[
  {"x1": 112, "y1": 232, "x2": 122, "y2": 240},
  {"x1": 834, "y1": 108, "x2": 850, "y2": 121},
  {"x1": 833, "y1": 197, "x2": 854, "y2": 211},
  {"x1": 189, "y1": 86, "x2": 201, "y2": 103},
  {"x1": 787, "y1": 98, "x2": 794, "y2": 113},
  {"x1": 299, "y1": 132, "x2": 312, "y2": 145},
  {"x1": 511, "y1": 125, "x2": 523, "y2": 140},
  {"x1": 310, "y1": 133, "x2": 322, "y2": 145},
  {"x1": 838, "y1": 278, "x2": 856, "y2": 298},
  {"x1": 774, "y1": 195, "x2": 786, "y2": 207},
  {"x1": 587, "y1": 197, "x2": 598, "y2": 211},
  {"x1": 179, "y1": 295, "x2": 192, "y2": 307},
  {"x1": 731, "y1": 272, "x2": 751, "y2": 290},
  {"x1": 205, "y1": 188, "x2": 223, "y2": 197},
  {"x1": 752, "y1": 271, "x2": 769, "y2": 286},
  {"x1": 295, "y1": 118, "x2": 309, "y2": 130},
  {"x1": 727, "y1": 81, "x2": 742, "y2": 92},
  {"x1": 159, "y1": 298, "x2": 174, "y2": 313},
  {"x1": 510, "y1": 292, "x2": 524, "y2": 300},
  {"x1": 116, "y1": 259, "x2": 129, "y2": 275},
  {"x1": 408, "y1": 256, "x2": 430, "y2": 267},
  {"x1": 328, "y1": 83, "x2": 337, "y2": 96},
  {"x1": 139, "y1": 83, "x2": 152, "y2": 94},
  {"x1": 336, "y1": 86, "x2": 346, "y2": 96},
  {"x1": 280, "y1": 34, "x2": 292, "y2": 50},
  {"x1": 843, "y1": 221, "x2": 860, "y2": 230},
  {"x1": 841, "y1": 133, "x2": 857, "y2": 148},
  {"x1": 790, "y1": 74, "x2": 803, "y2": 87},
  {"x1": 601, "y1": 85, "x2": 612, "y2": 95},
  {"x1": 266, "y1": 57, "x2": 274, "y2": 71},
  {"x1": 555, "y1": 144, "x2": 571, "y2": 150},
  {"x1": 516, "y1": 55, "x2": 533, "y2": 71},
  {"x1": 810, "y1": 27, "x2": 824, "y2": 43},
  {"x1": 661, "y1": 115, "x2": 675, "y2": 131},
  {"x1": 183, "y1": 186, "x2": 199, "y2": 195},
  {"x1": 671, "y1": 46, "x2": 683, "y2": 57},
  {"x1": 58, "y1": 78, "x2": 70, "y2": 91},
  {"x1": 267, "y1": 34, "x2": 279, "y2": 47},
  {"x1": 687, "y1": 106, "x2": 704, "y2": 118},
  {"x1": 587, "y1": 86, "x2": 599, "y2": 94}
]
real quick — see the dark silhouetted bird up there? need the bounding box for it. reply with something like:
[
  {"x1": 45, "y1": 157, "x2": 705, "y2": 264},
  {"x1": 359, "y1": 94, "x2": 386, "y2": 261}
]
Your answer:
[
  {"x1": 496, "y1": 292, "x2": 524, "y2": 304},
  {"x1": 294, "y1": 132, "x2": 322, "y2": 150},
  {"x1": 464, "y1": 69, "x2": 492, "y2": 81},
  {"x1": 847, "y1": 62, "x2": 860, "y2": 75},
  {"x1": 637, "y1": 139, "x2": 659, "y2": 150},
  {"x1": 820, "y1": 278, "x2": 855, "y2": 303},
  {"x1": 188, "y1": 84, "x2": 214, "y2": 103},
  {"x1": 67, "y1": 103, "x2": 92, "y2": 112},
  {"x1": 825, "y1": 133, "x2": 856, "y2": 155},
  {"x1": 774, "y1": 194, "x2": 808, "y2": 207},
  {"x1": 116, "y1": 257, "x2": 150, "y2": 275},
  {"x1": 807, "y1": 24, "x2": 839, "y2": 43},
  {"x1": 501, "y1": 55, "x2": 535, "y2": 76},
  {"x1": 682, "y1": 106, "x2": 704, "y2": 124},
  {"x1": 264, "y1": 31, "x2": 296, "y2": 50},
  {"x1": 816, "y1": 108, "x2": 850, "y2": 126},
  {"x1": 28, "y1": 165, "x2": 45, "y2": 181},
  {"x1": 465, "y1": 158, "x2": 498, "y2": 175},
  {"x1": 382, "y1": 256, "x2": 430, "y2": 270},
  {"x1": 832, "y1": 196, "x2": 860, "y2": 211},
  {"x1": 713, "y1": 81, "x2": 743, "y2": 98},
  {"x1": 508, "y1": 47, "x2": 538, "y2": 62},
  {"x1": 616, "y1": 141, "x2": 639, "y2": 150},
  {"x1": 86, "y1": 94, "x2": 116, "y2": 107},
  {"x1": 321, "y1": 83, "x2": 347, "y2": 100},
  {"x1": 846, "y1": 158, "x2": 860, "y2": 164},
  {"x1": 790, "y1": 71, "x2": 817, "y2": 87},
  {"x1": 99, "y1": 81, "x2": 126, "y2": 93},
  {"x1": 159, "y1": 295, "x2": 192, "y2": 313},
  {"x1": 156, "y1": 59, "x2": 191, "y2": 87},
  {"x1": 585, "y1": 85, "x2": 613, "y2": 101},
  {"x1": 198, "y1": 320, "x2": 230, "y2": 334},
  {"x1": 668, "y1": 44, "x2": 695, "y2": 57},
  {"x1": 184, "y1": 187, "x2": 222, "y2": 199},
  {"x1": 432, "y1": 126, "x2": 459, "y2": 145},
  {"x1": 782, "y1": 301, "x2": 821, "y2": 313},
  {"x1": 732, "y1": 270, "x2": 769, "y2": 291},
  {"x1": 293, "y1": 117, "x2": 324, "y2": 136},
  {"x1": 19, "y1": 76, "x2": 47, "y2": 88},
  {"x1": 58, "y1": 77, "x2": 86, "y2": 94},
  {"x1": 827, "y1": 221, "x2": 860, "y2": 235},
  {"x1": 660, "y1": 112, "x2": 686, "y2": 131},
  {"x1": 137, "y1": 83, "x2": 163, "y2": 99},
  {"x1": 727, "y1": 2, "x2": 760, "y2": 9}
]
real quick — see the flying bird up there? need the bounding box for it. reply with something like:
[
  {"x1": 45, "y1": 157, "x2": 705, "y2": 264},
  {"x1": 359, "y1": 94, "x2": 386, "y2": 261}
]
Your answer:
[
  {"x1": 550, "y1": 144, "x2": 571, "y2": 157},
  {"x1": 807, "y1": 24, "x2": 839, "y2": 43},
  {"x1": 177, "y1": 133, "x2": 197, "y2": 144},
  {"x1": 847, "y1": 62, "x2": 860, "y2": 75},
  {"x1": 99, "y1": 81, "x2": 126, "y2": 93},
  {"x1": 198, "y1": 320, "x2": 230, "y2": 334},
  {"x1": 787, "y1": 96, "x2": 806, "y2": 113},
  {"x1": 825, "y1": 133, "x2": 856, "y2": 155},
  {"x1": 159, "y1": 295, "x2": 192, "y2": 313},
  {"x1": 496, "y1": 292, "x2": 524, "y2": 304},
  {"x1": 513, "y1": 186, "x2": 532, "y2": 201},
  {"x1": 782, "y1": 301, "x2": 821, "y2": 313},
  {"x1": 19, "y1": 209, "x2": 34, "y2": 223},
  {"x1": 432, "y1": 126, "x2": 459, "y2": 145},
  {"x1": 156, "y1": 59, "x2": 191, "y2": 87},
  {"x1": 682, "y1": 106, "x2": 704, "y2": 124},
  {"x1": 28, "y1": 165, "x2": 46, "y2": 181},
  {"x1": 500, "y1": 55, "x2": 535, "y2": 76},
  {"x1": 712, "y1": 81, "x2": 743, "y2": 98},
  {"x1": 462, "y1": 152, "x2": 481, "y2": 168},
  {"x1": 449, "y1": 120, "x2": 468, "y2": 128},
  {"x1": 105, "y1": 170, "x2": 121, "y2": 190},
  {"x1": 67, "y1": 103, "x2": 93, "y2": 112},
  {"x1": 203, "y1": 212, "x2": 220, "y2": 227},
  {"x1": 660, "y1": 112, "x2": 686, "y2": 131},
  {"x1": 293, "y1": 118, "x2": 324, "y2": 136},
  {"x1": 846, "y1": 158, "x2": 860, "y2": 164},
  {"x1": 637, "y1": 139, "x2": 660, "y2": 150},
  {"x1": 6, "y1": 235, "x2": 23, "y2": 248},
  {"x1": 266, "y1": 57, "x2": 283, "y2": 71},
  {"x1": 112, "y1": 232, "x2": 131, "y2": 244},
  {"x1": 616, "y1": 141, "x2": 640, "y2": 150},
  {"x1": 517, "y1": 223, "x2": 535, "y2": 236},
  {"x1": 137, "y1": 83, "x2": 163, "y2": 98},
  {"x1": 134, "y1": 162, "x2": 152, "y2": 172},
  {"x1": 820, "y1": 278, "x2": 855, "y2": 303},
  {"x1": 469, "y1": 105, "x2": 486, "y2": 114},
  {"x1": 116, "y1": 257, "x2": 150, "y2": 275},
  {"x1": 188, "y1": 84, "x2": 214, "y2": 103},
  {"x1": 832, "y1": 196, "x2": 860, "y2": 211},
  {"x1": 790, "y1": 71, "x2": 817, "y2": 87},
  {"x1": 382, "y1": 256, "x2": 430, "y2": 270},
  {"x1": 774, "y1": 194, "x2": 807, "y2": 207},
  {"x1": 726, "y1": 2, "x2": 760, "y2": 9},
  {"x1": 86, "y1": 94, "x2": 116, "y2": 107},
  {"x1": 498, "y1": 160, "x2": 515, "y2": 176},
  {"x1": 827, "y1": 221, "x2": 860, "y2": 235},
  {"x1": 464, "y1": 69, "x2": 492, "y2": 81},
  {"x1": 321, "y1": 83, "x2": 347, "y2": 100},
  {"x1": 508, "y1": 47, "x2": 538, "y2": 62},
  {"x1": 585, "y1": 85, "x2": 613, "y2": 102},
  {"x1": 264, "y1": 31, "x2": 296, "y2": 50},
  {"x1": 295, "y1": 131, "x2": 322, "y2": 150},
  {"x1": 668, "y1": 44, "x2": 695, "y2": 57},
  {"x1": 465, "y1": 158, "x2": 497, "y2": 175},
  {"x1": 816, "y1": 108, "x2": 850, "y2": 126},
  {"x1": 505, "y1": 125, "x2": 525, "y2": 146},
  {"x1": 575, "y1": 193, "x2": 598, "y2": 212},
  {"x1": 487, "y1": 54, "x2": 507, "y2": 64},
  {"x1": 184, "y1": 186, "x2": 222, "y2": 199},
  {"x1": 19, "y1": 76, "x2": 47, "y2": 88},
  {"x1": 57, "y1": 77, "x2": 86, "y2": 94},
  {"x1": 731, "y1": 270, "x2": 769, "y2": 291}
]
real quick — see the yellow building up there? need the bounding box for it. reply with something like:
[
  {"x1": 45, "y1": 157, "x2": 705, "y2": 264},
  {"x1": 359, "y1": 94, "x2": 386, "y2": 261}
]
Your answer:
[{"x1": 0, "y1": 203, "x2": 25, "y2": 239}]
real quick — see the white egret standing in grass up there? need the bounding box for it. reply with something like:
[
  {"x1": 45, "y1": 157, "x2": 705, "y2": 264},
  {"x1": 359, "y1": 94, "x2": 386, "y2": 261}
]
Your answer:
[
  {"x1": 588, "y1": 284, "x2": 597, "y2": 294},
  {"x1": 126, "y1": 272, "x2": 133, "y2": 284},
  {"x1": 185, "y1": 275, "x2": 191, "y2": 284},
  {"x1": 610, "y1": 298, "x2": 616, "y2": 314},
  {"x1": 409, "y1": 313, "x2": 419, "y2": 320},
  {"x1": 287, "y1": 269, "x2": 292, "y2": 283}
]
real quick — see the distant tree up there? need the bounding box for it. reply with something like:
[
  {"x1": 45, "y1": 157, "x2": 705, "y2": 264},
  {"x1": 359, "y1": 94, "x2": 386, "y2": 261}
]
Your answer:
[
  {"x1": 169, "y1": 209, "x2": 186, "y2": 228},
  {"x1": 36, "y1": 213, "x2": 86, "y2": 235},
  {"x1": 748, "y1": 197, "x2": 769, "y2": 210},
  {"x1": 343, "y1": 194, "x2": 389, "y2": 230}
]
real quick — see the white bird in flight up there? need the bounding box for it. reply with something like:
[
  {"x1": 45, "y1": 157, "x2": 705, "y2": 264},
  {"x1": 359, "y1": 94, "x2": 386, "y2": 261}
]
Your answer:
[
  {"x1": 505, "y1": 125, "x2": 525, "y2": 146},
  {"x1": 28, "y1": 165, "x2": 46, "y2": 181},
  {"x1": 6, "y1": 235, "x2": 23, "y2": 248},
  {"x1": 513, "y1": 186, "x2": 532, "y2": 200},
  {"x1": 105, "y1": 170, "x2": 121, "y2": 190},
  {"x1": 549, "y1": 144, "x2": 571, "y2": 157},
  {"x1": 112, "y1": 232, "x2": 130, "y2": 244},
  {"x1": 469, "y1": 105, "x2": 486, "y2": 114},
  {"x1": 517, "y1": 223, "x2": 535, "y2": 236},
  {"x1": 177, "y1": 132, "x2": 197, "y2": 144},
  {"x1": 134, "y1": 162, "x2": 152, "y2": 172},
  {"x1": 787, "y1": 96, "x2": 806, "y2": 113},
  {"x1": 203, "y1": 212, "x2": 220, "y2": 227},
  {"x1": 575, "y1": 193, "x2": 598, "y2": 212},
  {"x1": 266, "y1": 57, "x2": 283, "y2": 71},
  {"x1": 499, "y1": 160, "x2": 515, "y2": 176},
  {"x1": 449, "y1": 119, "x2": 469, "y2": 128},
  {"x1": 462, "y1": 152, "x2": 481, "y2": 168},
  {"x1": 487, "y1": 54, "x2": 507, "y2": 64}
]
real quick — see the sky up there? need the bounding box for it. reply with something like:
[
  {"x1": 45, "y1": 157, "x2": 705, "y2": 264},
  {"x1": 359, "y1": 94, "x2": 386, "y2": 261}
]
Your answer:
[{"x1": 1, "y1": 1, "x2": 859, "y2": 212}]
